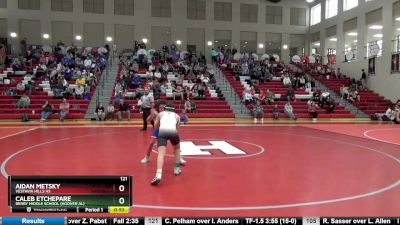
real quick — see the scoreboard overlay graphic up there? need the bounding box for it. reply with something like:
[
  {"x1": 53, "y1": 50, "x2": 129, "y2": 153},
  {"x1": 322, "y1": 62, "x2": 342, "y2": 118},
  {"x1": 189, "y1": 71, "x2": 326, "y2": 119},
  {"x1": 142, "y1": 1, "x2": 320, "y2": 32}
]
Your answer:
[{"x1": 8, "y1": 176, "x2": 132, "y2": 213}]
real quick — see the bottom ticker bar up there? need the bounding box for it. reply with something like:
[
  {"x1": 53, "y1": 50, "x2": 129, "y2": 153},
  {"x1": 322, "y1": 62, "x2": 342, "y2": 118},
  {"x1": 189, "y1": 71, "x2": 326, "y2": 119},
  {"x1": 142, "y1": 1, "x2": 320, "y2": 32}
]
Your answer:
[{"x1": 0, "y1": 217, "x2": 399, "y2": 225}]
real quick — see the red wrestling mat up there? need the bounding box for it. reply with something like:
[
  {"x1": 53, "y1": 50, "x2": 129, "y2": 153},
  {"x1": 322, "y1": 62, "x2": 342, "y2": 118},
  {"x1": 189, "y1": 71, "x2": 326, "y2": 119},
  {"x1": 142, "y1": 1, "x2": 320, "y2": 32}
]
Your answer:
[
  {"x1": 0, "y1": 127, "x2": 35, "y2": 140},
  {"x1": 0, "y1": 125, "x2": 399, "y2": 216}
]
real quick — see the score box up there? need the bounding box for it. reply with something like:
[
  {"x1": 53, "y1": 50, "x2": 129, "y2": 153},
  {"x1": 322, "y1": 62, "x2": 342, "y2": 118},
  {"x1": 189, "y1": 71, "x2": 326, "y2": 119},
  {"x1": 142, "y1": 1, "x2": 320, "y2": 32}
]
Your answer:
[{"x1": 8, "y1": 176, "x2": 132, "y2": 213}]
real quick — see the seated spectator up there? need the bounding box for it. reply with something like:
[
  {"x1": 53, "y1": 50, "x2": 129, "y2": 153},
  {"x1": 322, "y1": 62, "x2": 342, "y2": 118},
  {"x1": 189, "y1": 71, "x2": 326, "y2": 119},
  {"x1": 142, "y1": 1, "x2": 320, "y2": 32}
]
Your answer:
[
  {"x1": 106, "y1": 103, "x2": 115, "y2": 120},
  {"x1": 115, "y1": 82, "x2": 123, "y2": 95},
  {"x1": 272, "y1": 104, "x2": 280, "y2": 120},
  {"x1": 16, "y1": 93, "x2": 30, "y2": 109},
  {"x1": 305, "y1": 80, "x2": 312, "y2": 93},
  {"x1": 283, "y1": 76, "x2": 291, "y2": 87},
  {"x1": 257, "y1": 90, "x2": 266, "y2": 105},
  {"x1": 76, "y1": 75, "x2": 86, "y2": 87},
  {"x1": 209, "y1": 75, "x2": 216, "y2": 85},
  {"x1": 180, "y1": 109, "x2": 189, "y2": 124},
  {"x1": 266, "y1": 89, "x2": 275, "y2": 105},
  {"x1": 340, "y1": 85, "x2": 349, "y2": 100},
  {"x1": 284, "y1": 102, "x2": 297, "y2": 120},
  {"x1": 395, "y1": 105, "x2": 400, "y2": 124},
  {"x1": 59, "y1": 98, "x2": 70, "y2": 121},
  {"x1": 320, "y1": 90, "x2": 330, "y2": 108},
  {"x1": 184, "y1": 85, "x2": 193, "y2": 99},
  {"x1": 312, "y1": 88, "x2": 321, "y2": 103},
  {"x1": 160, "y1": 83, "x2": 167, "y2": 95},
  {"x1": 41, "y1": 101, "x2": 54, "y2": 121},
  {"x1": 131, "y1": 75, "x2": 141, "y2": 88},
  {"x1": 241, "y1": 62, "x2": 249, "y2": 76},
  {"x1": 192, "y1": 82, "x2": 206, "y2": 99},
  {"x1": 84, "y1": 58, "x2": 92, "y2": 69},
  {"x1": 243, "y1": 90, "x2": 253, "y2": 105},
  {"x1": 149, "y1": 63, "x2": 156, "y2": 79},
  {"x1": 16, "y1": 82, "x2": 25, "y2": 95},
  {"x1": 327, "y1": 98, "x2": 336, "y2": 114},
  {"x1": 349, "y1": 89, "x2": 360, "y2": 103},
  {"x1": 286, "y1": 87, "x2": 296, "y2": 102},
  {"x1": 117, "y1": 100, "x2": 132, "y2": 121},
  {"x1": 298, "y1": 76, "x2": 306, "y2": 88},
  {"x1": 134, "y1": 85, "x2": 144, "y2": 99},
  {"x1": 25, "y1": 80, "x2": 35, "y2": 95},
  {"x1": 74, "y1": 85, "x2": 84, "y2": 99},
  {"x1": 94, "y1": 103, "x2": 106, "y2": 121},
  {"x1": 184, "y1": 98, "x2": 192, "y2": 113},
  {"x1": 373, "y1": 105, "x2": 396, "y2": 122},
  {"x1": 253, "y1": 100, "x2": 264, "y2": 123},
  {"x1": 308, "y1": 100, "x2": 319, "y2": 122},
  {"x1": 173, "y1": 84, "x2": 184, "y2": 100}
]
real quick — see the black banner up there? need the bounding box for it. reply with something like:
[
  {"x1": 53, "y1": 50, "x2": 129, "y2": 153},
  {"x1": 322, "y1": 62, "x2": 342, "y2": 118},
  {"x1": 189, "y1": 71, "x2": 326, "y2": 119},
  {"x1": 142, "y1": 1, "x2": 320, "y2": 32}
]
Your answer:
[
  {"x1": 391, "y1": 53, "x2": 400, "y2": 73},
  {"x1": 368, "y1": 57, "x2": 376, "y2": 74}
]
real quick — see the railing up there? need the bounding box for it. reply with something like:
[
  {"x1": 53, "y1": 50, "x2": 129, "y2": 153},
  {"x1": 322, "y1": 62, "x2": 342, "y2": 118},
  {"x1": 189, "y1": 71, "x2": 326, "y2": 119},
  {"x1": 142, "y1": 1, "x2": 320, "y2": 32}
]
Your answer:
[
  {"x1": 216, "y1": 66, "x2": 246, "y2": 115},
  {"x1": 95, "y1": 55, "x2": 111, "y2": 107}
]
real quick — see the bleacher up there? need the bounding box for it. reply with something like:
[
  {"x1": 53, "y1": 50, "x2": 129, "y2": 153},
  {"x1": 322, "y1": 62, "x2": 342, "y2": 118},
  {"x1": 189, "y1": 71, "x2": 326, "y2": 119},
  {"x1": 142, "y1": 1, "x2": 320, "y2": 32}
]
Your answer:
[
  {"x1": 110, "y1": 65, "x2": 235, "y2": 119},
  {"x1": 295, "y1": 63, "x2": 392, "y2": 116},
  {"x1": 0, "y1": 62, "x2": 98, "y2": 120},
  {"x1": 222, "y1": 66, "x2": 355, "y2": 119}
]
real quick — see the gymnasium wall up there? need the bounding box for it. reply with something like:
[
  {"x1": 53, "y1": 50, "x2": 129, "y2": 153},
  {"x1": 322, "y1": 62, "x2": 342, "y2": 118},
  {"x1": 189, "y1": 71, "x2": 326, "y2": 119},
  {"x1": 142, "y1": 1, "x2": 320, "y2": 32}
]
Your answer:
[
  {"x1": 0, "y1": 0, "x2": 309, "y2": 63},
  {"x1": 309, "y1": 0, "x2": 400, "y2": 102}
]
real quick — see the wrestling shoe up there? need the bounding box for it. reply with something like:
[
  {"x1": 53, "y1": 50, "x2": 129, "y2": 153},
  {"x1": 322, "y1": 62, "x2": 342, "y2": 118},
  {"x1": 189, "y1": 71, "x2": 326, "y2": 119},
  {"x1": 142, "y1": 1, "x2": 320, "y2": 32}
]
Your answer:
[
  {"x1": 141, "y1": 156, "x2": 150, "y2": 164},
  {"x1": 174, "y1": 167, "x2": 182, "y2": 175},
  {"x1": 150, "y1": 177, "x2": 161, "y2": 185},
  {"x1": 179, "y1": 158, "x2": 187, "y2": 166}
]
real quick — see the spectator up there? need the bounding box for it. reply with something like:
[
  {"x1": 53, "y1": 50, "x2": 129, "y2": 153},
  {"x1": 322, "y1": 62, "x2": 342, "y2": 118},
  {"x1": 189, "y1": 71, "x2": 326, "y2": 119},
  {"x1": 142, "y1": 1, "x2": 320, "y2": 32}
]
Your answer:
[
  {"x1": 180, "y1": 109, "x2": 189, "y2": 124},
  {"x1": 286, "y1": 87, "x2": 296, "y2": 102},
  {"x1": 298, "y1": 76, "x2": 306, "y2": 88},
  {"x1": 74, "y1": 85, "x2": 84, "y2": 99},
  {"x1": 16, "y1": 93, "x2": 30, "y2": 109},
  {"x1": 25, "y1": 80, "x2": 35, "y2": 95},
  {"x1": 336, "y1": 68, "x2": 342, "y2": 79},
  {"x1": 327, "y1": 98, "x2": 336, "y2": 114},
  {"x1": 76, "y1": 75, "x2": 86, "y2": 87},
  {"x1": 243, "y1": 89, "x2": 253, "y2": 105},
  {"x1": 149, "y1": 63, "x2": 156, "y2": 80},
  {"x1": 284, "y1": 102, "x2": 297, "y2": 120},
  {"x1": 131, "y1": 75, "x2": 141, "y2": 88},
  {"x1": 340, "y1": 85, "x2": 349, "y2": 100},
  {"x1": 173, "y1": 84, "x2": 184, "y2": 100},
  {"x1": 41, "y1": 101, "x2": 54, "y2": 121},
  {"x1": 253, "y1": 100, "x2": 264, "y2": 123},
  {"x1": 106, "y1": 103, "x2": 115, "y2": 120},
  {"x1": 257, "y1": 90, "x2": 266, "y2": 105},
  {"x1": 118, "y1": 100, "x2": 132, "y2": 121},
  {"x1": 349, "y1": 89, "x2": 360, "y2": 103},
  {"x1": 283, "y1": 75, "x2": 291, "y2": 87},
  {"x1": 266, "y1": 89, "x2": 275, "y2": 105},
  {"x1": 59, "y1": 98, "x2": 70, "y2": 121},
  {"x1": 16, "y1": 82, "x2": 25, "y2": 95},
  {"x1": 184, "y1": 98, "x2": 192, "y2": 113},
  {"x1": 272, "y1": 104, "x2": 280, "y2": 120},
  {"x1": 320, "y1": 90, "x2": 330, "y2": 108},
  {"x1": 361, "y1": 69, "x2": 367, "y2": 89},
  {"x1": 95, "y1": 103, "x2": 106, "y2": 121},
  {"x1": 395, "y1": 105, "x2": 400, "y2": 124},
  {"x1": 373, "y1": 105, "x2": 396, "y2": 122},
  {"x1": 308, "y1": 100, "x2": 319, "y2": 122}
]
